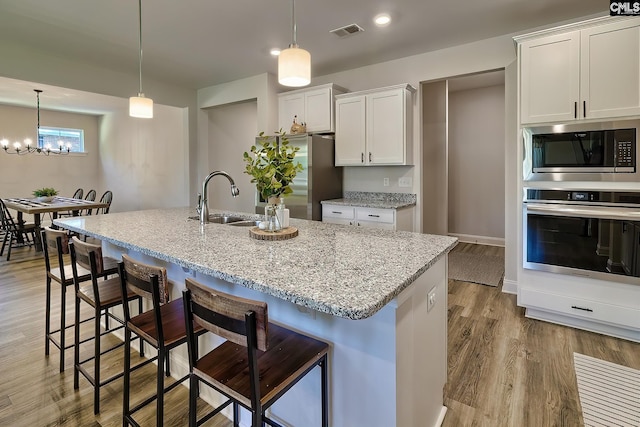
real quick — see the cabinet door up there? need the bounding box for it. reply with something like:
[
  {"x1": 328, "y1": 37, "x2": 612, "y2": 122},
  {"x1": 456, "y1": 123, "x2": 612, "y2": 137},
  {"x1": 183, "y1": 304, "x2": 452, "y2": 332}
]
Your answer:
[
  {"x1": 304, "y1": 87, "x2": 333, "y2": 133},
  {"x1": 367, "y1": 89, "x2": 406, "y2": 164},
  {"x1": 634, "y1": 224, "x2": 640, "y2": 276},
  {"x1": 335, "y1": 96, "x2": 366, "y2": 166},
  {"x1": 581, "y1": 20, "x2": 640, "y2": 120},
  {"x1": 520, "y1": 31, "x2": 580, "y2": 124},
  {"x1": 278, "y1": 93, "x2": 305, "y2": 133}
]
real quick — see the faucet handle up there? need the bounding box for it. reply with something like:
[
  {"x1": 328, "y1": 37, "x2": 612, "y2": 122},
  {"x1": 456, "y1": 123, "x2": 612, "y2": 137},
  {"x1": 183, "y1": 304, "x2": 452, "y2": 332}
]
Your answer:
[{"x1": 196, "y1": 193, "x2": 202, "y2": 214}]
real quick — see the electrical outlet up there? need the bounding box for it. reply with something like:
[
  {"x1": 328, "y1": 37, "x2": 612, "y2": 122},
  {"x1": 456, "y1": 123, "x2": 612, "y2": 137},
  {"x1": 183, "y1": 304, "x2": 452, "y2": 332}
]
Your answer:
[
  {"x1": 398, "y1": 177, "x2": 412, "y2": 187},
  {"x1": 427, "y1": 287, "x2": 436, "y2": 312},
  {"x1": 383, "y1": 177, "x2": 389, "y2": 187}
]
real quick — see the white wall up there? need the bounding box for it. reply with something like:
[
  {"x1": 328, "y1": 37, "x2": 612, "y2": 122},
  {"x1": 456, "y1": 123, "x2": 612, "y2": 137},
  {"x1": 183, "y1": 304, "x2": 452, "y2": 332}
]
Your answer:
[
  {"x1": 206, "y1": 100, "x2": 258, "y2": 212},
  {"x1": 448, "y1": 84, "x2": 505, "y2": 242},
  {"x1": 0, "y1": 104, "x2": 101, "y2": 199},
  {"x1": 98, "y1": 104, "x2": 189, "y2": 212}
]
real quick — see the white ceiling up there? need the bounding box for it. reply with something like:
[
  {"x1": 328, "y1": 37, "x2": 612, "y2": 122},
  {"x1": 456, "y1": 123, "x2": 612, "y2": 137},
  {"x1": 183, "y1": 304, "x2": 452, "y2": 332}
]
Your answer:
[{"x1": 0, "y1": 0, "x2": 606, "y2": 94}]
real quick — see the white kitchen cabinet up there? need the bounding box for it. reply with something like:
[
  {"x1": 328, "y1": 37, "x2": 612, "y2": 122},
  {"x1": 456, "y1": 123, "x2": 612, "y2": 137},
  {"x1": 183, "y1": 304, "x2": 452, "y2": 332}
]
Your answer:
[
  {"x1": 335, "y1": 84, "x2": 414, "y2": 166},
  {"x1": 518, "y1": 17, "x2": 640, "y2": 124},
  {"x1": 581, "y1": 19, "x2": 640, "y2": 120},
  {"x1": 322, "y1": 204, "x2": 414, "y2": 231},
  {"x1": 278, "y1": 83, "x2": 346, "y2": 134}
]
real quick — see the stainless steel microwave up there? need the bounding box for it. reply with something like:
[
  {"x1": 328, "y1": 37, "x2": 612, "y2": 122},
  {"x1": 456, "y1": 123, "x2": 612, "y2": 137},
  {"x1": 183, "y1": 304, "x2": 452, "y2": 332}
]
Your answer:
[{"x1": 523, "y1": 120, "x2": 640, "y2": 182}]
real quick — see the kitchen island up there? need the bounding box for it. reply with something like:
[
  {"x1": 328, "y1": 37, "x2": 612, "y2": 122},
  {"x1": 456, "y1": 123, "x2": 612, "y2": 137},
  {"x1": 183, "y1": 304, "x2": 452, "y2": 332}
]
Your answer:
[{"x1": 55, "y1": 207, "x2": 457, "y2": 427}]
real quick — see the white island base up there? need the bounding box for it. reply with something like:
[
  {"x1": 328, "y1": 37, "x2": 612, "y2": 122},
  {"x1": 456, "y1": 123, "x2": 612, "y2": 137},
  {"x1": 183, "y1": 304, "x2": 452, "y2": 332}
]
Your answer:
[{"x1": 105, "y1": 242, "x2": 448, "y2": 427}]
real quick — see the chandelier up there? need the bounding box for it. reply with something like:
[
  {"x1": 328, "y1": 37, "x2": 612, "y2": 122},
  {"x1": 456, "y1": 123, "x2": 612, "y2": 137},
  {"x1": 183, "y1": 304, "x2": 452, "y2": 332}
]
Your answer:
[{"x1": 1, "y1": 89, "x2": 71, "y2": 155}]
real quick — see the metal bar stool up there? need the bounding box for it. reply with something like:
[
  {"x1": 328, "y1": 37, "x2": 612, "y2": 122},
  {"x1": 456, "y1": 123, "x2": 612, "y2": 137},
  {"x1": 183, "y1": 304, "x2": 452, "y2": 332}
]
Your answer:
[
  {"x1": 119, "y1": 254, "x2": 205, "y2": 427},
  {"x1": 42, "y1": 227, "x2": 113, "y2": 372},
  {"x1": 183, "y1": 278, "x2": 330, "y2": 427},
  {"x1": 69, "y1": 237, "x2": 143, "y2": 414}
]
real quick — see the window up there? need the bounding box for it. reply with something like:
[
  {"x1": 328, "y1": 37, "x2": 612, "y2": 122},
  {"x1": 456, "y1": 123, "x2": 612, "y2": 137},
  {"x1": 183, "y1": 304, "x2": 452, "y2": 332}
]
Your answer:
[{"x1": 38, "y1": 126, "x2": 84, "y2": 153}]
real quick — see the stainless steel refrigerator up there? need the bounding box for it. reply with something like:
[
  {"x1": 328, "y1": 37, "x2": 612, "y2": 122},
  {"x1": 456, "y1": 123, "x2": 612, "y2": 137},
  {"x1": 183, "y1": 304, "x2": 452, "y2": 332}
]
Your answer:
[{"x1": 255, "y1": 134, "x2": 343, "y2": 220}]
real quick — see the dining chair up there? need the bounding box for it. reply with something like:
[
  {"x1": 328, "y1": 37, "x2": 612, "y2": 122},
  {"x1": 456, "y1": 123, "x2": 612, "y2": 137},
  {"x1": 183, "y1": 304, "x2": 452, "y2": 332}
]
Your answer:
[
  {"x1": 183, "y1": 278, "x2": 330, "y2": 427},
  {"x1": 83, "y1": 189, "x2": 97, "y2": 215},
  {"x1": 0, "y1": 198, "x2": 37, "y2": 261},
  {"x1": 69, "y1": 237, "x2": 142, "y2": 414},
  {"x1": 57, "y1": 188, "x2": 85, "y2": 219},
  {"x1": 119, "y1": 254, "x2": 205, "y2": 427},
  {"x1": 96, "y1": 190, "x2": 113, "y2": 215}
]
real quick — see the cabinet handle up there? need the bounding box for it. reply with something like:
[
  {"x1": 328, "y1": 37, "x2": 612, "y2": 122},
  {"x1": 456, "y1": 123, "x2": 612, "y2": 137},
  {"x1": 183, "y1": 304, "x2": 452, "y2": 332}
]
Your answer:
[
  {"x1": 361, "y1": 152, "x2": 364, "y2": 163},
  {"x1": 583, "y1": 101, "x2": 586, "y2": 118},
  {"x1": 369, "y1": 152, "x2": 372, "y2": 162},
  {"x1": 571, "y1": 305, "x2": 593, "y2": 313},
  {"x1": 368, "y1": 214, "x2": 380, "y2": 218},
  {"x1": 331, "y1": 211, "x2": 342, "y2": 214},
  {"x1": 574, "y1": 101, "x2": 577, "y2": 119}
]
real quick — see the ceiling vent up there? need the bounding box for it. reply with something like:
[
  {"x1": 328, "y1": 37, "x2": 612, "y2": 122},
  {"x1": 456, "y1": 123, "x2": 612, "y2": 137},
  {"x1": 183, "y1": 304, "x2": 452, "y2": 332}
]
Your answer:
[{"x1": 330, "y1": 23, "x2": 364, "y2": 38}]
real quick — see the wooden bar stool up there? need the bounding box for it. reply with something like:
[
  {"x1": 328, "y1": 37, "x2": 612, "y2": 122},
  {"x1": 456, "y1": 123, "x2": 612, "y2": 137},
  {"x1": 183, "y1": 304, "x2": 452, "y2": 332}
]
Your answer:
[
  {"x1": 183, "y1": 278, "x2": 330, "y2": 427},
  {"x1": 119, "y1": 254, "x2": 205, "y2": 427},
  {"x1": 42, "y1": 227, "x2": 113, "y2": 372},
  {"x1": 69, "y1": 237, "x2": 142, "y2": 414}
]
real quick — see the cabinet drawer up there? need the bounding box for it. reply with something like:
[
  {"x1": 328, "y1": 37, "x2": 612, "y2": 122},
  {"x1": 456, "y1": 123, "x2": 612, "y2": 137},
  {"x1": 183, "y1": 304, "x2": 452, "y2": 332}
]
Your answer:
[
  {"x1": 356, "y1": 207, "x2": 395, "y2": 224},
  {"x1": 322, "y1": 205, "x2": 355, "y2": 220},
  {"x1": 520, "y1": 287, "x2": 640, "y2": 329}
]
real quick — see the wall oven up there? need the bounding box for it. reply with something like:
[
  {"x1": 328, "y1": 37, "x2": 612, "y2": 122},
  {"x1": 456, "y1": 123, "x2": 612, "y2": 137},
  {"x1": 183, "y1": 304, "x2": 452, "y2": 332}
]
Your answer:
[
  {"x1": 523, "y1": 120, "x2": 640, "y2": 182},
  {"x1": 524, "y1": 189, "x2": 640, "y2": 285}
]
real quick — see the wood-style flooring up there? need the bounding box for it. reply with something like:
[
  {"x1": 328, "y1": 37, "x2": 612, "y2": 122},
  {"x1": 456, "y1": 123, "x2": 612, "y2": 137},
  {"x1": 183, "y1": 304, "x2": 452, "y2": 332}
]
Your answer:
[
  {"x1": 1, "y1": 244, "x2": 639, "y2": 426},
  {"x1": 443, "y1": 243, "x2": 640, "y2": 426}
]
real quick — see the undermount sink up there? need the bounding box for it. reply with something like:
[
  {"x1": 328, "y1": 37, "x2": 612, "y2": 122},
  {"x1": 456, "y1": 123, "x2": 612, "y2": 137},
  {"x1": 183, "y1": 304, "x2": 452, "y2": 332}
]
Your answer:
[
  {"x1": 227, "y1": 219, "x2": 261, "y2": 227},
  {"x1": 188, "y1": 214, "x2": 245, "y2": 224}
]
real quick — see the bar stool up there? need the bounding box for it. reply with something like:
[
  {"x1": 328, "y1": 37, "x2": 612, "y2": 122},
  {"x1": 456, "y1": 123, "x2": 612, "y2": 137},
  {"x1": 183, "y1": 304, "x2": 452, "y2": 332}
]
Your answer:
[
  {"x1": 119, "y1": 254, "x2": 205, "y2": 427},
  {"x1": 42, "y1": 227, "x2": 110, "y2": 372},
  {"x1": 69, "y1": 237, "x2": 142, "y2": 414},
  {"x1": 183, "y1": 278, "x2": 330, "y2": 427}
]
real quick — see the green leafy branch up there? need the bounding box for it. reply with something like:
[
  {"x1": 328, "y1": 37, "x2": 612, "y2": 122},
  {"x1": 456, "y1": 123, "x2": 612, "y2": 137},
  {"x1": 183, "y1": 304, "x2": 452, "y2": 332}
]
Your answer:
[{"x1": 243, "y1": 130, "x2": 303, "y2": 201}]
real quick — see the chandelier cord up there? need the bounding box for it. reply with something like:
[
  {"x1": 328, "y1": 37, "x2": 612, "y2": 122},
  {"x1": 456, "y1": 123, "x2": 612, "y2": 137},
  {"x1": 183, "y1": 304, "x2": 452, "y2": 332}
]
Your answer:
[{"x1": 35, "y1": 89, "x2": 42, "y2": 144}]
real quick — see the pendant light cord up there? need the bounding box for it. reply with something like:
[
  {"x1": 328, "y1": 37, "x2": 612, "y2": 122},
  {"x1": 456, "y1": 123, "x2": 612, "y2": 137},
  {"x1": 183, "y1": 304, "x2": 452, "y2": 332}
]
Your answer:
[
  {"x1": 137, "y1": 0, "x2": 143, "y2": 95},
  {"x1": 291, "y1": 0, "x2": 297, "y2": 47}
]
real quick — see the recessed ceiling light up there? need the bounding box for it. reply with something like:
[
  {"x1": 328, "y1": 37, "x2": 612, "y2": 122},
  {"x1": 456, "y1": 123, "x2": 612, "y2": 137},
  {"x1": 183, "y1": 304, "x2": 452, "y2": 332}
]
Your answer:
[
  {"x1": 374, "y1": 13, "x2": 391, "y2": 27},
  {"x1": 270, "y1": 48, "x2": 281, "y2": 56}
]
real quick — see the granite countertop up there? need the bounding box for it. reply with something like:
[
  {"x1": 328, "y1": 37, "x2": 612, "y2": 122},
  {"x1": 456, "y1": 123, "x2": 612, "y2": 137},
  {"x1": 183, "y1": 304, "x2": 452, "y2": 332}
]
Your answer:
[
  {"x1": 321, "y1": 191, "x2": 417, "y2": 209},
  {"x1": 55, "y1": 207, "x2": 456, "y2": 320}
]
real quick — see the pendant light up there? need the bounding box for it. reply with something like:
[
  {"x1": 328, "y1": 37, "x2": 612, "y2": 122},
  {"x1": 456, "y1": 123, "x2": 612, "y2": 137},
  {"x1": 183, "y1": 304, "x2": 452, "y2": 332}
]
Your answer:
[
  {"x1": 129, "y1": 0, "x2": 153, "y2": 118},
  {"x1": 278, "y1": 0, "x2": 310, "y2": 87}
]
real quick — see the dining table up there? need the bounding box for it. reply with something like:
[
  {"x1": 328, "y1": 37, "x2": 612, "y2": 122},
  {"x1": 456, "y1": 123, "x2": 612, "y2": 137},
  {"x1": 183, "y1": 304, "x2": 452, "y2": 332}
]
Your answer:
[{"x1": 2, "y1": 196, "x2": 109, "y2": 251}]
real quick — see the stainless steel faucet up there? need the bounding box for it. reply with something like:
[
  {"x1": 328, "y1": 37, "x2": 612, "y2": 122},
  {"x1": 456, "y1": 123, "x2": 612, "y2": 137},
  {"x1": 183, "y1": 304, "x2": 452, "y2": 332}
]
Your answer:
[{"x1": 198, "y1": 171, "x2": 240, "y2": 224}]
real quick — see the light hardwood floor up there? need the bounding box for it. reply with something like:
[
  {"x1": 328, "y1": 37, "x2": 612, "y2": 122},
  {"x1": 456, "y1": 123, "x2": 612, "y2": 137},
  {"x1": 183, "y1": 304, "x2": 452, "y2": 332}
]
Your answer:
[{"x1": 1, "y1": 244, "x2": 639, "y2": 426}]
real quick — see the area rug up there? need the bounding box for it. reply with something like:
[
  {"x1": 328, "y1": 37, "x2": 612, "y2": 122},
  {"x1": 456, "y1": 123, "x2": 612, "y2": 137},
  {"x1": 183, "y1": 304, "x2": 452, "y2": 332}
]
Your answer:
[
  {"x1": 448, "y1": 252, "x2": 504, "y2": 287},
  {"x1": 574, "y1": 352, "x2": 640, "y2": 427}
]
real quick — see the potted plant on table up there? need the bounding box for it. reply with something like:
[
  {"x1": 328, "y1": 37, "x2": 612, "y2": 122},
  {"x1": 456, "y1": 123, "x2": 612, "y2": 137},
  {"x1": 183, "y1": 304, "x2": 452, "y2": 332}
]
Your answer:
[
  {"x1": 243, "y1": 130, "x2": 303, "y2": 230},
  {"x1": 32, "y1": 187, "x2": 58, "y2": 202}
]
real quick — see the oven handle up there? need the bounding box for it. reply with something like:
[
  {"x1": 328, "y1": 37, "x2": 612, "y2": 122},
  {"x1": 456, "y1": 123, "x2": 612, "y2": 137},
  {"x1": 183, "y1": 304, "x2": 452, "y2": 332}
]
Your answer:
[{"x1": 525, "y1": 203, "x2": 640, "y2": 221}]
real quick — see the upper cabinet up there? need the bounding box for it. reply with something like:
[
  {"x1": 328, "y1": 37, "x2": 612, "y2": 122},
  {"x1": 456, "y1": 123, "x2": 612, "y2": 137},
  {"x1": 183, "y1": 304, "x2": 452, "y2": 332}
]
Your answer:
[
  {"x1": 518, "y1": 18, "x2": 640, "y2": 125},
  {"x1": 335, "y1": 84, "x2": 415, "y2": 166},
  {"x1": 278, "y1": 83, "x2": 347, "y2": 134}
]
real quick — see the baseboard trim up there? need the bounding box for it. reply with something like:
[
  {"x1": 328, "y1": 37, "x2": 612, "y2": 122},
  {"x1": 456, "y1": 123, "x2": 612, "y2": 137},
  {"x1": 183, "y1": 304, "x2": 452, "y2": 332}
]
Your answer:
[
  {"x1": 525, "y1": 308, "x2": 640, "y2": 343},
  {"x1": 502, "y1": 279, "x2": 518, "y2": 294},
  {"x1": 435, "y1": 406, "x2": 448, "y2": 427},
  {"x1": 448, "y1": 233, "x2": 505, "y2": 247}
]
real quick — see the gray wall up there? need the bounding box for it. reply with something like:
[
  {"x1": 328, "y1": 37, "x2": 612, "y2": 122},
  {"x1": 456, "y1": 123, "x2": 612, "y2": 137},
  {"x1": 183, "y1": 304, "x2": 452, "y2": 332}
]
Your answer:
[
  {"x1": 206, "y1": 100, "x2": 258, "y2": 213},
  {"x1": 448, "y1": 84, "x2": 505, "y2": 242}
]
